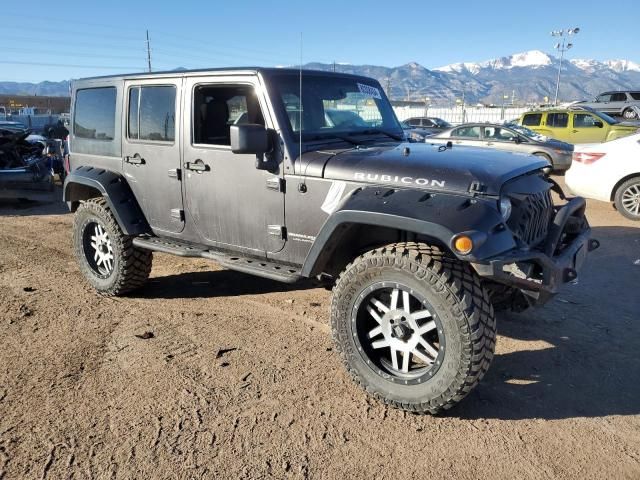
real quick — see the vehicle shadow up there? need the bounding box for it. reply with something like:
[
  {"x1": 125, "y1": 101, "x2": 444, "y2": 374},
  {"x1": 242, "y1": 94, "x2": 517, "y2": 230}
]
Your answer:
[
  {"x1": 0, "y1": 187, "x2": 68, "y2": 216},
  {"x1": 132, "y1": 268, "x2": 318, "y2": 299},
  {"x1": 454, "y1": 226, "x2": 640, "y2": 420}
]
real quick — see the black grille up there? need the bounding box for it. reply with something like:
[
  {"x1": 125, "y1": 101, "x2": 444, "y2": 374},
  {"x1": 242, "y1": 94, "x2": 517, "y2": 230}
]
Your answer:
[{"x1": 507, "y1": 189, "x2": 553, "y2": 247}]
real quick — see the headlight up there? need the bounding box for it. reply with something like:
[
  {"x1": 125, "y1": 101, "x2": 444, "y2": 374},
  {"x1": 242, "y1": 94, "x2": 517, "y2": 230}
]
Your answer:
[{"x1": 499, "y1": 197, "x2": 512, "y2": 221}]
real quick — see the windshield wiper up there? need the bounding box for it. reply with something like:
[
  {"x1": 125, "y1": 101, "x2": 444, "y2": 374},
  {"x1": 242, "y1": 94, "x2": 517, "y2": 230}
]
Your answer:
[
  {"x1": 351, "y1": 128, "x2": 404, "y2": 141},
  {"x1": 304, "y1": 133, "x2": 361, "y2": 146}
]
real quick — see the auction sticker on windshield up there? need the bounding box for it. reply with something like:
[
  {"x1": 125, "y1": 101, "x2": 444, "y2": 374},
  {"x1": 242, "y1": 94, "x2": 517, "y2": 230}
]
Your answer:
[{"x1": 357, "y1": 83, "x2": 382, "y2": 99}]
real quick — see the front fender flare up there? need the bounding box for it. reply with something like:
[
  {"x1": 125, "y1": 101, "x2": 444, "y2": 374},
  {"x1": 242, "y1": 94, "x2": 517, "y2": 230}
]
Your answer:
[
  {"x1": 63, "y1": 166, "x2": 150, "y2": 236},
  {"x1": 301, "y1": 187, "x2": 516, "y2": 277}
]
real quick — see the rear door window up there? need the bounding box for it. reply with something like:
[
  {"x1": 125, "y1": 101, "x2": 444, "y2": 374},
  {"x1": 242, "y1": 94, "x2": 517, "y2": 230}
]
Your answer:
[
  {"x1": 522, "y1": 113, "x2": 542, "y2": 126},
  {"x1": 547, "y1": 113, "x2": 569, "y2": 128},
  {"x1": 127, "y1": 85, "x2": 176, "y2": 142},
  {"x1": 451, "y1": 126, "x2": 481, "y2": 138},
  {"x1": 610, "y1": 93, "x2": 627, "y2": 102}
]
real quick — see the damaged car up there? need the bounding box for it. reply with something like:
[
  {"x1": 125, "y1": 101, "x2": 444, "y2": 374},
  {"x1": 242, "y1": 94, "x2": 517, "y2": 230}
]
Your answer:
[{"x1": 0, "y1": 129, "x2": 55, "y2": 202}]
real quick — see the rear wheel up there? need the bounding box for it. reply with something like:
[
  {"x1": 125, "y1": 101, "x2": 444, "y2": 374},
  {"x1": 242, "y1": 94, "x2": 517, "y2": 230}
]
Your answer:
[
  {"x1": 622, "y1": 108, "x2": 638, "y2": 120},
  {"x1": 330, "y1": 243, "x2": 496, "y2": 413},
  {"x1": 73, "y1": 197, "x2": 152, "y2": 295},
  {"x1": 614, "y1": 177, "x2": 640, "y2": 220}
]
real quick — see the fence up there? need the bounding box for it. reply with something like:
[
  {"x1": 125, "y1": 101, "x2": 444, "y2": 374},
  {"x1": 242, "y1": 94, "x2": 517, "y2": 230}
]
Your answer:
[{"x1": 392, "y1": 105, "x2": 531, "y2": 125}]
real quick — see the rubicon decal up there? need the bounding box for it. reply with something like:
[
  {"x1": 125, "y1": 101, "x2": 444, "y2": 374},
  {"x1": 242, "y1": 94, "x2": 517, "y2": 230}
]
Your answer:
[{"x1": 354, "y1": 172, "x2": 446, "y2": 188}]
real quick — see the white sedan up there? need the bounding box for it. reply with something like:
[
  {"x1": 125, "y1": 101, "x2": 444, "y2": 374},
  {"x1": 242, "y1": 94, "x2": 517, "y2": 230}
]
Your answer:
[{"x1": 565, "y1": 133, "x2": 640, "y2": 220}]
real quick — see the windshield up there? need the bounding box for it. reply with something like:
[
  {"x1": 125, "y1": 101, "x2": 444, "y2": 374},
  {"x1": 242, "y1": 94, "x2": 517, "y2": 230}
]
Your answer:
[
  {"x1": 506, "y1": 123, "x2": 547, "y2": 140},
  {"x1": 271, "y1": 73, "x2": 402, "y2": 142},
  {"x1": 591, "y1": 110, "x2": 618, "y2": 125}
]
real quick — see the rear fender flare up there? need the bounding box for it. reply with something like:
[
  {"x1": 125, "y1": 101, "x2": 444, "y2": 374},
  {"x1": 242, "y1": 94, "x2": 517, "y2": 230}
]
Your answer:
[{"x1": 63, "y1": 166, "x2": 150, "y2": 235}]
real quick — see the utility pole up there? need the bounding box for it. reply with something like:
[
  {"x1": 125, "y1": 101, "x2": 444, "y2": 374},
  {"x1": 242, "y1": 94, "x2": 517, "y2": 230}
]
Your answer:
[
  {"x1": 146, "y1": 30, "x2": 152, "y2": 72},
  {"x1": 551, "y1": 27, "x2": 580, "y2": 105},
  {"x1": 385, "y1": 77, "x2": 391, "y2": 99},
  {"x1": 332, "y1": 61, "x2": 336, "y2": 72}
]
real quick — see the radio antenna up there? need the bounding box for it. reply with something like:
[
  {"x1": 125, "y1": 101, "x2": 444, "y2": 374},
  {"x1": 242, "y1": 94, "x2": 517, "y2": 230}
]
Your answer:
[{"x1": 299, "y1": 32, "x2": 303, "y2": 165}]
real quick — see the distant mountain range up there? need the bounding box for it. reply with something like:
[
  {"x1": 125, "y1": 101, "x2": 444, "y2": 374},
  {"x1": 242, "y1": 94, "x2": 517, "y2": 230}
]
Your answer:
[{"x1": 1, "y1": 50, "x2": 639, "y2": 105}]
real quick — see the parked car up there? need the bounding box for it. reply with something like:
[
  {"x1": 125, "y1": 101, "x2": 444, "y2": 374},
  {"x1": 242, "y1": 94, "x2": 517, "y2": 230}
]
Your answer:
[
  {"x1": 516, "y1": 106, "x2": 638, "y2": 144},
  {"x1": 400, "y1": 121, "x2": 436, "y2": 142},
  {"x1": 429, "y1": 122, "x2": 573, "y2": 171},
  {"x1": 404, "y1": 117, "x2": 451, "y2": 130},
  {"x1": 64, "y1": 68, "x2": 596, "y2": 414},
  {"x1": 0, "y1": 121, "x2": 28, "y2": 134},
  {"x1": 565, "y1": 133, "x2": 640, "y2": 220},
  {"x1": 574, "y1": 91, "x2": 640, "y2": 120}
]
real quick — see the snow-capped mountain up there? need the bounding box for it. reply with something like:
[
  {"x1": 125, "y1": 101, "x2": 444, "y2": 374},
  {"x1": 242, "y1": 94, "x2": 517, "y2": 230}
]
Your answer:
[{"x1": 2, "y1": 51, "x2": 638, "y2": 104}]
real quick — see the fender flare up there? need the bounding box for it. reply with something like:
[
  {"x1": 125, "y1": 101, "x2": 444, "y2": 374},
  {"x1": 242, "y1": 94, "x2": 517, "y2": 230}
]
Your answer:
[
  {"x1": 301, "y1": 186, "x2": 516, "y2": 277},
  {"x1": 63, "y1": 166, "x2": 150, "y2": 236}
]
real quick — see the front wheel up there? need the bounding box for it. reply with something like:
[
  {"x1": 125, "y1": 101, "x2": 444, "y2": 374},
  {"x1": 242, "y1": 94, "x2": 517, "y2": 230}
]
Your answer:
[
  {"x1": 331, "y1": 243, "x2": 496, "y2": 414},
  {"x1": 614, "y1": 177, "x2": 640, "y2": 220},
  {"x1": 72, "y1": 197, "x2": 152, "y2": 295},
  {"x1": 622, "y1": 108, "x2": 638, "y2": 120}
]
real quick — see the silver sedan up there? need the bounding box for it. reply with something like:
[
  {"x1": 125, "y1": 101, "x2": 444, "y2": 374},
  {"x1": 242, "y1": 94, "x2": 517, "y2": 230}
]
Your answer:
[{"x1": 429, "y1": 123, "x2": 574, "y2": 172}]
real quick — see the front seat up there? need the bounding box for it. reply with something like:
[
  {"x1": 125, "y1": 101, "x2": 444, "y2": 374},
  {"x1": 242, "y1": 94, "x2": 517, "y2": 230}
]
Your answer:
[{"x1": 203, "y1": 99, "x2": 230, "y2": 144}]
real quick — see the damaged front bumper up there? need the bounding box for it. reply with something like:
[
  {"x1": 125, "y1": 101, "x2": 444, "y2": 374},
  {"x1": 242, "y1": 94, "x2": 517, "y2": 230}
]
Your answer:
[
  {"x1": 471, "y1": 196, "x2": 599, "y2": 306},
  {"x1": 0, "y1": 162, "x2": 55, "y2": 202}
]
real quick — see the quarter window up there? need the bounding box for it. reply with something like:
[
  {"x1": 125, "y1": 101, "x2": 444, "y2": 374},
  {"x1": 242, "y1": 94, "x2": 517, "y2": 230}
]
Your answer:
[
  {"x1": 630, "y1": 92, "x2": 640, "y2": 101},
  {"x1": 127, "y1": 85, "x2": 176, "y2": 142},
  {"x1": 522, "y1": 113, "x2": 542, "y2": 126},
  {"x1": 547, "y1": 113, "x2": 568, "y2": 128},
  {"x1": 73, "y1": 87, "x2": 116, "y2": 140}
]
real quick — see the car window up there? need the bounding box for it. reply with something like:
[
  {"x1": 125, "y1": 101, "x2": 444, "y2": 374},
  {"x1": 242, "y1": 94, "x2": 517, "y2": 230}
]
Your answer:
[
  {"x1": 596, "y1": 94, "x2": 612, "y2": 102},
  {"x1": 74, "y1": 87, "x2": 117, "y2": 140},
  {"x1": 483, "y1": 126, "x2": 517, "y2": 141},
  {"x1": 452, "y1": 126, "x2": 481, "y2": 139},
  {"x1": 573, "y1": 114, "x2": 601, "y2": 128},
  {"x1": 423, "y1": 119, "x2": 435, "y2": 127},
  {"x1": 611, "y1": 93, "x2": 627, "y2": 102},
  {"x1": 408, "y1": 119, "x2": 420, "y2": 126},
  {"x1": 127, "y1": 85, "x2": 176, "y2": 142},
  {"x1": 522, "y1": 113, "x2": 542, "y2": 126},
  {"x1": 193, "y1": 84, "x2": 264, "y2": 146},
  {"x1": 547, "y1": 113, "x2": 569, "y2": 128},
  {"x1": 630, "y1": 92, "x2": 640, "y2": 101}
]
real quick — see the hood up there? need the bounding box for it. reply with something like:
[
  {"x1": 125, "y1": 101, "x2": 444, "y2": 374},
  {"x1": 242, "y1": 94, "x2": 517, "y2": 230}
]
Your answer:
[{"x1": 299, "y1": 142, "x2": 549, "y2": 196}]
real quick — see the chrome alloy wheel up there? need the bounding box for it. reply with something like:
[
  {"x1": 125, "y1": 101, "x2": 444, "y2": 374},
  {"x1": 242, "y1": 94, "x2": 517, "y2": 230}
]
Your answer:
[
  {"x1": 352, "y1": 282, "x2": 445, "y2": 385},
  {"x1": 83, "y1": 221, "x2": 114, "y2": 277},
  {"x1": 621, "y1": 182, "x2": 640, "y2": 217}
]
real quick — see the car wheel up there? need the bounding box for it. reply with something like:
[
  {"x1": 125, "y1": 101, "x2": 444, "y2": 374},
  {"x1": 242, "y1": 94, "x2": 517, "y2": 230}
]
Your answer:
[
  {"x1": 73, "y1": 197, "x2": 153, "y2": 295},
  {"x1": 614, "y1": 177, "x2": 640, "y2": 221},
  {"x1": 622, "y1": 108, "x2": 638, "y2": 120},
  {"x1": 330, "y1": 242, "x2": 496, "y2": 413}
]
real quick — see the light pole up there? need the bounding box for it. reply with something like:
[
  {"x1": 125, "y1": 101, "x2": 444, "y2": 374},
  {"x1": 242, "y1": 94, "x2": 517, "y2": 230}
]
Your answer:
[{"x1": 551, "y1": 27, "x2": 580, "y2": 105}]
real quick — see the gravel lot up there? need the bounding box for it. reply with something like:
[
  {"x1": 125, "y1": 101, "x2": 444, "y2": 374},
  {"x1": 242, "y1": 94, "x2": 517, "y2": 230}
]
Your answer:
[{"x1": 1, "y1": 178, "x2": 639, "y2": 479}]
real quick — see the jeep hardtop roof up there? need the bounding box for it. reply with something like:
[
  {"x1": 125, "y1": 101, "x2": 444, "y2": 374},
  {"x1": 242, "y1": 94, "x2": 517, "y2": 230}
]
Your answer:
[{"x1": 73, "y1": 67, "x2": 377, "y2": 85}]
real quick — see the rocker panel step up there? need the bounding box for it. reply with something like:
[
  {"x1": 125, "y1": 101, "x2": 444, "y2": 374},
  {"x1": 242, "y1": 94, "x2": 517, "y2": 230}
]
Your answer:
[{"x1": 132, "y1": 236, "x2": 302, "y2": 284}]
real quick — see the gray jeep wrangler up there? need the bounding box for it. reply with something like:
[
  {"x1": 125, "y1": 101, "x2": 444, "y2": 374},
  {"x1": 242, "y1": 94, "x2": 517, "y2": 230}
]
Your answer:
[{"x1": 64, "y1": 68, "x2": 598, "y2": 413}]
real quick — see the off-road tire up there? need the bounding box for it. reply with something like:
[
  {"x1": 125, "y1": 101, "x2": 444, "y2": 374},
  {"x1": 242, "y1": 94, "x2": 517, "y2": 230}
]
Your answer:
[
  {"x1": 331, "y1": 242, "x2": 496, "y2": 414},
  {"x1": 72, "y1": 197, "x2": 152, "y2": 295},
  {"x1": 614, "y1": 176, "x2": 640, "y2": 221}
]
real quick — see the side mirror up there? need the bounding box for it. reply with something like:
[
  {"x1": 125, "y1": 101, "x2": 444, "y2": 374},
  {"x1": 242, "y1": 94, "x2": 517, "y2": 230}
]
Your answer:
[
  {"x1": 513, "y1": 136, "x2": 522, "y2": 144},
  {"x1": 594, "y1": 120, "x2": 604, "y2": 128},
  {"x1": 230, "y1": 124, "x2": 268, "y2": 155}
]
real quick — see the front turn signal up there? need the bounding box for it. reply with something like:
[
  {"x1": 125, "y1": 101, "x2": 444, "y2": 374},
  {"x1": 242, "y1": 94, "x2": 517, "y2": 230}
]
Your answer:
[{"x1": 453, "y1": 235, "x2": 474, "y2": 255}]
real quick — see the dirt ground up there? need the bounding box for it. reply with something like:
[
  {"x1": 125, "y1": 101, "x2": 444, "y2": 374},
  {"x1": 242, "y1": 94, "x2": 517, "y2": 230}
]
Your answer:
[{"x1": 1, "y1": 178, "x2": 639, "y2": 480}]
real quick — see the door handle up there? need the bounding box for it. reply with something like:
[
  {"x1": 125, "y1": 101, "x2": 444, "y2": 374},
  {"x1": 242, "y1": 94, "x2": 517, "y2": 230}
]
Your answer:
[
  {"x1": 125, "y1": 153, "x2": 145, "y2": 165},
  {"x1": 185, "y1": 160, "x2": 210, "y2": 172},
  {"x1": 486, "y1": 142, "x2": 494, "y2": 146}
]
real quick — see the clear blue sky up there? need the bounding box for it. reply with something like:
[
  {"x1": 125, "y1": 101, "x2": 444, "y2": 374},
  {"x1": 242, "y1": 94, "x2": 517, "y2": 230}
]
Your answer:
[{"x1": 2, "y1": 0, "x2": 639, "y2": 83}]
